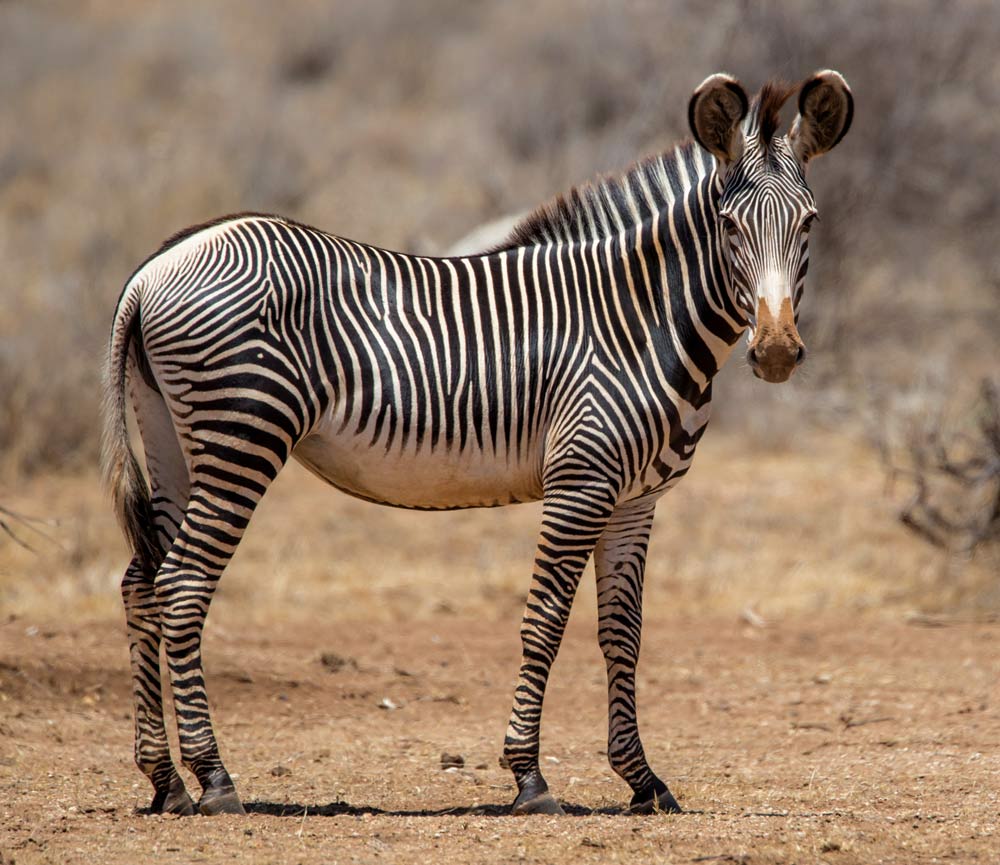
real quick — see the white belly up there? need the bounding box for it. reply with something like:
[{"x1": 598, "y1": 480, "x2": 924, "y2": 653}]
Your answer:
[{"x1": 293, "y1": 417, "x2": 544, "y2": 510}]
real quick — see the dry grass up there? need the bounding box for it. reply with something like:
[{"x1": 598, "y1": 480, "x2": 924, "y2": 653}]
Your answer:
[{"x1": 2, "y1": 430, "x2": 994, "y2": 630}]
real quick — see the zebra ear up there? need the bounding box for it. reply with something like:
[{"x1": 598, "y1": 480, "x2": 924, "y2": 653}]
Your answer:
[
  {"x1": 790, "y1": 70, "x2": 854, "y2": 164},
  {"x1": 688, "y1": 73, "x2": 749, "y2": 164}
]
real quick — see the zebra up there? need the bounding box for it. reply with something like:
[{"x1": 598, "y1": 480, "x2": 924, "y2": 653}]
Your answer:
[{"x1": 102, "y1": 70, "x2": 853, "y2": 817}]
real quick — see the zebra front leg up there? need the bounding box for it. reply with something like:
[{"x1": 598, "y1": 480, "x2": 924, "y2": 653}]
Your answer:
[
  {"x1": 504, "y1": 483, "x2": 617, "y2": 815},
  {"x1": 122, "y1": 558, "x2": 196, "y2": 815},
  {"x1": 594, "y1": 500, "x2": 681, "y2": 814},
  {"x1": 156, "y1": 484, "x2": 264, "y2": 816}
]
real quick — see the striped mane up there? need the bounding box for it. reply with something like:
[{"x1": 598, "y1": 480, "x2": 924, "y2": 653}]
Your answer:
[
  {"x1": 492, "y1": 143, "x2": 706, "y2": 252},
  {"x1": 493, "y1": 80, "x2": 795, "y2": 252}
]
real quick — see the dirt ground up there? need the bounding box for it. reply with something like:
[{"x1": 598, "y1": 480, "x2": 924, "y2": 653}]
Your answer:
[{"x1": 1, "y1": 610, "x2": 997, "y2": 865}]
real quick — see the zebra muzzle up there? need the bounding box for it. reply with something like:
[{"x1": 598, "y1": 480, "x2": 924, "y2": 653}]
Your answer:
[{"x1": 747, "y1": 298, "x2": 805, "y2": 383}]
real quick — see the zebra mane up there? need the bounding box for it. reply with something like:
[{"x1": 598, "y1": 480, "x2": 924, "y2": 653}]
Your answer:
[
  {"x1": 491, "y1": 144, "x2": 702, "y2": 252},
  {"x1": 492, "y1": 81, "x2": 794, "y2": 252},
  {"x1": 755, "y1": 79, "x2": 795, "y2": 157}
]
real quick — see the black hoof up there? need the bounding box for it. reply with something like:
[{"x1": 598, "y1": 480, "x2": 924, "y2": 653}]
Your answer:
[
  {"x1": 198, "y1": 786, "x2": 246, "y2": 816},
  {"x1": 195, "y1": 767, "x2": 245, "y2": 816},
  {"x1": 512, "y1": 791, "x2": 565, "y2": 815},
  {"x1": 628, "y1": 778, "x2": 682, "y2": 815},
  {"x1": 150, "y1": 778, "x2": 196, "y2": 816},
  {"x1": 512, "y1": 771, "x2": 564, "y2": 816}
]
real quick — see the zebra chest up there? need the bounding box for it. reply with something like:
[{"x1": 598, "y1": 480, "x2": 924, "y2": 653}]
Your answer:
[{"x1": 620, "y1": 400, "x2": 713, "y2": 501}]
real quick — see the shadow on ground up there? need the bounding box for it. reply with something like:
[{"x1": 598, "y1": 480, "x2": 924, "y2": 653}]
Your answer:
[{"x1": 242, "y1": 800, "x2": 626, "y2": 818}]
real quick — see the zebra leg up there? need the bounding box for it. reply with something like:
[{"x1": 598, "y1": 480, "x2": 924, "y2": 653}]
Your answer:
[
  {"x1": 155, "y1": 480, "x2": 268, "y2": 816},
  {"x1": 122, "y1": 557, "x2": 195, "y2": 815},
  {"x1": 504, "y1": 483, "x2": 617, "y2": 815},
  {"x1": 122, "y1": 369, "x2": 196, "y2": 814},
  {"x1": 594, "y1": 500, "x2": 681, "y2": 814}
]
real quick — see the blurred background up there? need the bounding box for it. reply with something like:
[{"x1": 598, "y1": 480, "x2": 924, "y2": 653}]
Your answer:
[{"x1": 1, "y1": 0, "x2": 997, "y2": 625}]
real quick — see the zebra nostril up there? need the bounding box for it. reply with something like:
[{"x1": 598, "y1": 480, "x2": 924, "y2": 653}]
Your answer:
[
  {"x1": 795, "y1": 345, "x2": 807, "y2": 365},
  {"x1": 746, "y1": 347, "x2": 759, "y2": 366}
]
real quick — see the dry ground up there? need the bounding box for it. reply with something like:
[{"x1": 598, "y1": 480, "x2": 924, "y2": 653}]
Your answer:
[
  {"x1": 1, "y1": 614, "x2": 998, "y2": 864},
  {"x1": 1, "y1": 432, "x2": 998, "y2": 864}
]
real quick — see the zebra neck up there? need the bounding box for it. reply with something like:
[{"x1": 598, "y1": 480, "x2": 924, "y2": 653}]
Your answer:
[{"x1": 589, "y1": 188, "x2": 746, "y2": 403}]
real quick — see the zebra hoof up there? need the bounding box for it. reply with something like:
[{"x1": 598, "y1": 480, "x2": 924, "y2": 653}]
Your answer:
[
  {"x1": 628, "y1": 778, "x2": 682, "y2": 815},
  {"x1": 198, "y1": 786, "x2": 246, "y2": 816},
  {"x1": 150, "y1": 778, "x2": 197, "y2": 816},
  {"x1": 512, "y1": 791, "x2": 565, "y2": 816}
]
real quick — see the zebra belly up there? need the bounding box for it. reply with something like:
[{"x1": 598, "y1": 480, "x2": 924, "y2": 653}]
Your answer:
[{"x1": 292, "y1": 425, "x2": 544, "y2": 510}]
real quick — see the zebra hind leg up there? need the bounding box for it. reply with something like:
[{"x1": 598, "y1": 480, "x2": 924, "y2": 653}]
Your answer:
[
  {"x1": 503, "y1": 480, "x2": 618, "y2": 815},
  {"x1": 153, "y1": 474, "x2": 277, "y2": 816},
  {"x1": 594, "y1": 501, "x2": 681, "y2": 814},
  {"x1": 122, "y1": 557, "x2": 196, "y2": 815},
  {"x1": 121, "y1": 369, "x2": 197, "y2": 814}
]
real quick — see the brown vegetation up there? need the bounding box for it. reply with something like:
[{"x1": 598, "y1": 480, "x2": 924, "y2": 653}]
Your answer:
[
  {"x1": 884, "y1": 379, "x2": 1000, "y2": 556},
  {"x1": 1, "y1": 0, "x2": 998, "y2": 475}
]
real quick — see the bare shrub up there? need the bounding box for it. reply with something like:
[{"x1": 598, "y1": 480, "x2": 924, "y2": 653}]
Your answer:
[{"x1": 884, "y1": 380, "x2": 1000, "y2": 554}]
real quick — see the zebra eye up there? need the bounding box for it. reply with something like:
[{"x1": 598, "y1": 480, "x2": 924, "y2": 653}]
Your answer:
[
  {"x1": 801, "y1": 213, "x2": 819, "y2": 233},
  {"x1": 720, "y1": 214, "x2": 739, "y2": 235}
]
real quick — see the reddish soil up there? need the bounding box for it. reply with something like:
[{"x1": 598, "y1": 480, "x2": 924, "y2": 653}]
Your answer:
[{"x1": 1, "y1": 613, "x2": 997, "y2": 864}]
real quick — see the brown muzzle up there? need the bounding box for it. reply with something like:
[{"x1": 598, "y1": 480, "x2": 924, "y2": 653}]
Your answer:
[{"x1": 747, "y1": 298, "x2": 806, "y2": 383}]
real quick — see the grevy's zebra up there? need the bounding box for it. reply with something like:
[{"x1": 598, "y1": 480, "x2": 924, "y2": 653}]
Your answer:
[{"x1": 103, "y1": 71, "x2": 853, "y2": 816}]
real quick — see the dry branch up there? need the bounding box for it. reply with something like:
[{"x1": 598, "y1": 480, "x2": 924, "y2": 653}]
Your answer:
[
  {"x1": 884, "y1": 379, "x2": 1000, "y2": 553},
  {"x1": 0, "y1": 503, "x2": 60, "y2": 554}
]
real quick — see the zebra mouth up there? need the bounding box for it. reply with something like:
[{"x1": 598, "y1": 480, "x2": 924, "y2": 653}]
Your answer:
[
  {"x1": 746, "y1": 345, "x2": 802, "y2": 383},
  {"x1": 750, "y1": 362, "x2": 795, "y2": 383}
]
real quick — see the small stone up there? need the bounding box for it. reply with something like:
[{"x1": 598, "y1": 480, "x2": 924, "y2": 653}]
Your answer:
[
  {"x1": 270, "y1": 765, "x2": 292, "y2": 777},
  {"x1": 440, "y1": 752, "x2": 465, "y2": 769},
  {"x1": 378, "y1": 697, "x2": 399, "y2": 711},
  {"x1": 320, "y1": 653, "x2": 357, "y2": 673},
  {"x1": 740, "y1": 606, "x2": 768, "y2": 628}
]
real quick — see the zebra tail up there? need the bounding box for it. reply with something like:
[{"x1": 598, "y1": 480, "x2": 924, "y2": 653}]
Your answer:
[{"x1": 100, "y1": 283, "x2": 162, "y2": 575}]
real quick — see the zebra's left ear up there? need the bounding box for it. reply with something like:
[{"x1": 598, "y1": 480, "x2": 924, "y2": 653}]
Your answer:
[{"x1": 789, "y1": 70, "x2": 854, "y2": 164}]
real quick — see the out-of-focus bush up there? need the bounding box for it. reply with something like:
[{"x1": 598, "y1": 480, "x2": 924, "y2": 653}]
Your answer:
[{"x1": 1, "y1": 0, "x2": 998, "y2": 476}]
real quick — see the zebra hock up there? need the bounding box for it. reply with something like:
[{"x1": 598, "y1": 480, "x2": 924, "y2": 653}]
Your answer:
[{"x1": 102, "y1": 70, "x2": 852, "y2": 816}]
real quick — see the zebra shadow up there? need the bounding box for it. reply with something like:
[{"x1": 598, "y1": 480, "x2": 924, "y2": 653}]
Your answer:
[{"x1": 243, "y1": 800, "x2": 626, "y2": 818}]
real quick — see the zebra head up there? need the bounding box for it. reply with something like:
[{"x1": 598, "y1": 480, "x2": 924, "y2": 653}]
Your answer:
[{"x1": 689, "y1": 71, "x2": 854, "y2": 383}]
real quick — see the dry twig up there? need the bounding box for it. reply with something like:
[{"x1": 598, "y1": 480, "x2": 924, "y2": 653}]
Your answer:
[
  {"x1": 884, "y1": 379, "x2": 1000, "y2": 553},
  {"x1": 0, "y1": 504, "x2": 60, "y2": 554}
]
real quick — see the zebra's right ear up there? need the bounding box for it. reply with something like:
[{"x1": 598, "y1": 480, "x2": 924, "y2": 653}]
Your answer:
[{"x1": 688, "y1": 73, "x2": 749, "y2": 164}]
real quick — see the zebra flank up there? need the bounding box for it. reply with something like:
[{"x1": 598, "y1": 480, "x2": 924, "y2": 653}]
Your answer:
[{"x1": 104, "y1": 70, "x2": 853, "y2": 817}]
